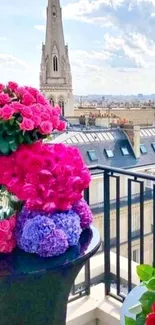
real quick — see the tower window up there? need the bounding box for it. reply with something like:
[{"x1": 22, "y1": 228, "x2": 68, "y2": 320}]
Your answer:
[{"x1": 53, "y1": 55, "x2": 58, "y2": 72}]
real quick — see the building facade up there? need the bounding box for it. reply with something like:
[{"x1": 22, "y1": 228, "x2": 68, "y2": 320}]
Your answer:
[
  {"x1": 50, "y1": 125, "x2": 155, "y2": 265},
  {"x1": 40, "y1": 0, "x2": 74, "y2": 116}
]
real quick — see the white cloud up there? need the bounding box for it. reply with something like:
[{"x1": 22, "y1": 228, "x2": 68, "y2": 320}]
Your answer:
[
  {"x1": 0, "y1": 53, "x2": 28, "y2": 69},
  {"x1": 34, "y1": 25, "x2": 45, "y2": 31}
]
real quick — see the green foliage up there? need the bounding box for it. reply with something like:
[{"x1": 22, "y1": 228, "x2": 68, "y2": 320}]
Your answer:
[
  {"x1": 136, "y1": 264, "x2": 154, "y2": 281},
  {"x1": 136, "y1": 312, "x2": 146, "y2": 325},
  {"x1": 0, "y1": 187, "x2": 23, "y2": 220},
  {"x1": 125, "y1": 316, "x2": 136, "y2": 325},
  {"x1": 145, "y1": 277, "x2": 155, "y2": 291},
  {"x1": 139, "y1": 291, "x2": 155, "y2": 314},
  {"x1": 0, "y1": 119, "x2": 39, "y2": 155}
]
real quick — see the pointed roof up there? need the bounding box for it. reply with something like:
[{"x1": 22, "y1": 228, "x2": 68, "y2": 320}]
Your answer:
[{"x1": 45, "y1": 0, "x2": 66, "y2": 57}]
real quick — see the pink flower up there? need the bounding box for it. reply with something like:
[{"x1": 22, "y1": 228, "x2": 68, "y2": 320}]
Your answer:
[
  {"x1": 25, "y1": 87, "x2": 39, "y2": 98},
  {"x1": 15, "y1": 86, "x2": 27, "y2": 97},
  {"x1": 0, "y1": 93, "x2": 10, "y2": 106},
  {"x1": 36, "y1": 93, "x2": 48, "y2": 105},
  {"x1": 11, "y1": 102, "x2": 23, "y2": 113},
  {"x1": 19, "y1": 106, "x2": 33, "y2": 118},
  {"x1": 0, "y1": 104, "x2": 14, "y2": 120},
  {"x1": 20, "y1": 117, "x2": 34, "y2": 131},
  {"x1": 32, "y1": 114, "x2": 42, "y2": 127},
  {"x1": 39, "y1": 121, "x2": 53, "y2": 134},
  {"x1": 57, "y1": 120, "x2": 66, "y2": 132},
  {"x1": 0, "y1": 83, "x2": 4, "y2": 93},
  {"x1": 54, "y1": 105, "x2": 62, "y2": 115},
  {"x1": 22, "y1": 92, "x2": 35, "y2": 106},
  {"x1": 8, "y1": 81, "x2": 18, "y2": 92}
]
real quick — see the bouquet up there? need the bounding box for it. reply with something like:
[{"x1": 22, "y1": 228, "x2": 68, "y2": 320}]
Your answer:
[
  {"x1": 125, "y1": 264, "x2": 155, "y2": 325},
  {"x1": 0, "y1": 82, "x2": 66, "y2": 155},
  {"x1": 0, "y1": 81, "x2": 93, "y2": 257}
]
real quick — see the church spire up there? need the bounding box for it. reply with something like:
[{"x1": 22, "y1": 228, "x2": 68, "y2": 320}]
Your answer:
[{"x1": 40, "y1": 0, "x2": 73, "y2": 116}]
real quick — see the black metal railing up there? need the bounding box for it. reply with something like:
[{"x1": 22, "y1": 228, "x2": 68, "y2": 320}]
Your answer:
[{"x1": 69, "y1": 165, "x2": 155, "y2": 303}]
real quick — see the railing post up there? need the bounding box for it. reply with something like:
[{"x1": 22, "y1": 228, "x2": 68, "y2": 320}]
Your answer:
[{"x1": 104, "y1": 170, "x2": 111, "y2": 295}]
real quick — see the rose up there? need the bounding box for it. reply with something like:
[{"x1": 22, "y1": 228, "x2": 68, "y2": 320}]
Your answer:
[
  {"x1": 39, "y1": 121, "x2": 53, "y2": 134},
  {"x1": 0, "y1": 104, "x2": 14, "y2": 120},
  {"x1": 36, "y1": 93, "x2": 48, "y2": 105},
  {"x1": 0, "y1": 93, "x2": 10, "y2": 106},
  {"x1": 21, "y1": 92, "x2": 35, "y2": 106},
  {"x1": 20, "y1": 117, "x2": 34, "y2": 131},
  {"x1": 8, "y1": 81, "x2": 18, "y2": 92},
  {"x1": 32, "y1": 114, "x2": 42, "y2": 127},
  {"x1": 0, "y1": 239, "x2": 16, "y2": 253},
  {"x1": 57, "y1": 120, "x2": 66, "y2": 132},
  {"x1": 146, "y1": 313, "x2": 155, "y2": 325},
  {"x1": 19, "y1": 106, "x2": 33, "y2": 118},
  {"x1": 0, "y1": 219, "x2": 12, "y2": 241},
  {"x1": 0, "y1": 83, "x2": 4, "y2": 93}
]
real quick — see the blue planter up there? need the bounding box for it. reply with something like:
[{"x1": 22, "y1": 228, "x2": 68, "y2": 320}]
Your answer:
[{"x1": 0, "y1": 226, "x2": 100, "y2": 325}]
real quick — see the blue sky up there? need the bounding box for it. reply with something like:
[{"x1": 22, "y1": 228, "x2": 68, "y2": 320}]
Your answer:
[{"x1": 1, "y1": 0, "x2": 155, "y2": 95}]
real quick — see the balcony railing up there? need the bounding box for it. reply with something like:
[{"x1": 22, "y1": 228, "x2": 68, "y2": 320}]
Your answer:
[{"x1": 69, "y1": 165, "x2": 155, "y2": 303}]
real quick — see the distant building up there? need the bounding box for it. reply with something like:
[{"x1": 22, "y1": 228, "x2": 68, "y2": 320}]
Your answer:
[
  {"x1": 40, "y1": 0, "x2": 74, "y2": 116},
  {"x1": 49, "y1": 124, "x2": 155, "y2": 264}
]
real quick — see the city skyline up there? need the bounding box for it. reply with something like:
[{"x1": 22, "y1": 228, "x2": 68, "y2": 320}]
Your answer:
[{"x1": 1, "y1": 0, "x2": 155, "y2": 95}]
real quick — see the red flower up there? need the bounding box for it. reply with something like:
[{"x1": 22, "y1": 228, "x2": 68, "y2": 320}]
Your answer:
[
  {"x1": 39, "y1": 121, "x2": 53, "y2": 134},
  {"x1": 0, "y1": 83, "x2": 4, "y2": 93},
  {"x1": 0, "y1": 93, "x2": 10, "y2": 106},
  {"x1": 57, "y1": 120, "x2": 66, "y2": 132},
  {"x1": 0, "y1": 104, "x2": 14, "y2": 120},
  {"x1": 20, "y1": 117, "x2": 34, "y2": 131},
  {"x1": 146, "y1": 313, "x2": 155, "y2": 325},
  {"x1": 8, "y1": 81, "x2": 18, "y2": 92},
  {"x1": 0, "y1": 215, "x2": 16, "y2": 254}
]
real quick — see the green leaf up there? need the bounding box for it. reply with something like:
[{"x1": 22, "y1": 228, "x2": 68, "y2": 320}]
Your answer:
[
  {"x1": 24, "y1": 133, "x2": 33, "y2": 144},
  {"x1": 136, "y1": 313, "x2": 146, "y2": 325},
  {"x1": 146, "y1": 277, "x2": 155, "y2": 291},
  {"x1": 139, "y1": 290, "x2": 155, "y2": 314},
  {"x1": 137, "y1": 265, "x2": 154, "y2": 281},
  {"x1": 125, "y1": 316, "x2": 136, "y2": 325},
  {"x1": 0, "y1": 139, "x2": 10, "y2": 154},
  {"x1": 9, "y1": 140, "x2": 18, "y2": 152}
]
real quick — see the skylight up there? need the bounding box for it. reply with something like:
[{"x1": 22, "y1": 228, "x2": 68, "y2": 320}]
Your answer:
[
  {"x1": 121, "y1": 147, "x2": 129, "y2": 156},
  {"x1": 140, "y1": 144, "x2": 147, "y2": 154},
  {"x1": 105, "y1": 149, "x2": 114, "y2": 158},
  {"x1": 87, "y1": 150, "x2": 98, "y2": 162},
  {"x1": 152, "y1": 143, "x2": 155, "y2": 151}
]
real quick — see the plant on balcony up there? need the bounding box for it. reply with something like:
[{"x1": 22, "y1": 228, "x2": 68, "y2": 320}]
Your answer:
[
  {"x1": 0, "y1": 81, "x2": 93, "y2": 257},
  {"x1": 0, "y1": 81, "x2": 65, "y2": 155},
  {"x1": 125, "y1": 264, "x2": 155, "y2": 325}
]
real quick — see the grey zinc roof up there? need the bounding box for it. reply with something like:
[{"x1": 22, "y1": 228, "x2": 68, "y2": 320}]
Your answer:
[{"x1": 51, "y1": 127, "x2": 155, "y2": 170}]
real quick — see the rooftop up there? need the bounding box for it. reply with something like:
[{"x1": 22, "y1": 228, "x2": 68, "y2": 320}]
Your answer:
[{"x1": 51, "y1": 126, "x2": 155, "y2": 169}]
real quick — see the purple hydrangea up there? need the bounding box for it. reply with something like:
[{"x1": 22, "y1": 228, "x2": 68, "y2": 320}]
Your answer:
[
  {"x1": 19, "y1": 215, "x2": 68, "y2": 257},
  {"x1": 15, "y1": 207, "x2": 46, "y2": 245},
  {"x1": 72, "y1": 199, "x2": 93, "y2": 229},
  {"x1": 15, "y1": 207, "x2": 82, "y2": 257},
  {"x1": 37, "y1": 229, "x2": 69, "y2": 257},
  {"x1": 50, "y1": 210, "x2": 82, "y2": 246}
]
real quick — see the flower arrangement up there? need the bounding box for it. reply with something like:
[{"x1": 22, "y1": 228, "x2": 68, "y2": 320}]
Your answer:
[
  {"x1": 0, "y1": 81, "x2": 93, "y2": 257},
  {"x1": 125, "y1": 264, "x2": 155, "y2": 325},
  {"x1": 0, "y1": 82, "x2": 66, "y2": 155}
]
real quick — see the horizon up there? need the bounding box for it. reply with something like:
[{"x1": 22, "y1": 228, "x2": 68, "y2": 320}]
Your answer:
[{"x1": 1, "y1": 0, "x2": 155, "y2": 95}]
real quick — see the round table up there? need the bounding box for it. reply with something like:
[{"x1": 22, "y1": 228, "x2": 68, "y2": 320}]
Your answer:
[
  {"x1": 120, "y1": 285, "x2": 146, "y2": 324},
  {"x1": 0, "y1": 226, "x2": 101, "y2": 325}
]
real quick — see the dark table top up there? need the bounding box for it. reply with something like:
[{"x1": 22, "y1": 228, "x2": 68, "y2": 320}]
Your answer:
[{"x1": 0, "y1": 226, "x2": 101, "y2": 276}]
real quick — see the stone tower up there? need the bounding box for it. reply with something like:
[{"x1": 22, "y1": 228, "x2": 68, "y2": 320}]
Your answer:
[{"x1": 40, "y1": 0, "x2": 74, "y2": 116}]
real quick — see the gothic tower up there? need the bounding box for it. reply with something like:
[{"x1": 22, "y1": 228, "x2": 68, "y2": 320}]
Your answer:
[{"x1": 40, "y1": 0, "x2": 74, "y2": 116}]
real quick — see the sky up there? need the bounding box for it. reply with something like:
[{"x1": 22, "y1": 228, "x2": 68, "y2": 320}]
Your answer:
[{"x1": 1, "y1": 0, "x2": 155, "y2": 95}]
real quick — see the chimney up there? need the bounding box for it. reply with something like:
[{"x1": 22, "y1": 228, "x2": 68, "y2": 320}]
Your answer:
[{"x1": 121, "y1": 124, "x2": 140, "y2": 159}]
